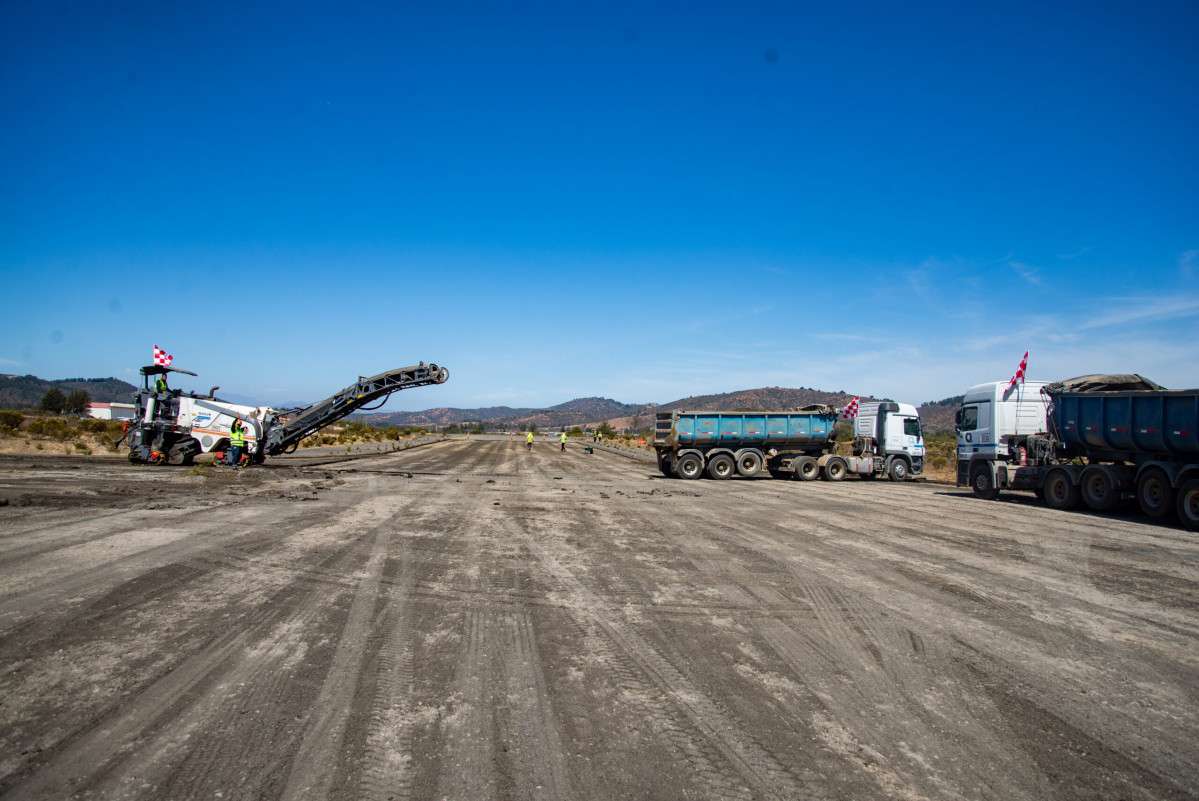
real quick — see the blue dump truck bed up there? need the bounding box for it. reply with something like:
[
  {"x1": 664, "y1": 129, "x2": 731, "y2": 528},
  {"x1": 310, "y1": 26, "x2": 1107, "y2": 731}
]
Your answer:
[
  {"x1": 655, "y1": 408, "x2": 837, "y2": 451},
  {"x1": 1048, "y1": 377, "x2": 1199, "y2": 461}
]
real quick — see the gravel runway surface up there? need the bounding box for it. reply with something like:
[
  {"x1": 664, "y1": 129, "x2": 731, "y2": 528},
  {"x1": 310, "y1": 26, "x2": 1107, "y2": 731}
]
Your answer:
[{"x1": 0, "y1": 440, "x2": 1196, "y2": 800}]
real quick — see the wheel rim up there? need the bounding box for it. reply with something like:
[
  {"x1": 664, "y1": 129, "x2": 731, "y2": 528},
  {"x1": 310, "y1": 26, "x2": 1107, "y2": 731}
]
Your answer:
[
  {"x1": 1183, "y1": 488, "x2": 1199, "y2": 523},
  {"x1": 1144, "y1": 480, "x2": 1162, "y2": 508}
]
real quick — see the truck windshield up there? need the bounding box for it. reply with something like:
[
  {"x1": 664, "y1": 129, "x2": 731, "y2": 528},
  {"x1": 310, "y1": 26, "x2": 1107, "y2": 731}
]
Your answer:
[
  {"x1": 904, "y1": 417, "x2": 921, "y2": 438},
  {"x1": 959, "y1": 406, "x2": 979, "y2": 432}
]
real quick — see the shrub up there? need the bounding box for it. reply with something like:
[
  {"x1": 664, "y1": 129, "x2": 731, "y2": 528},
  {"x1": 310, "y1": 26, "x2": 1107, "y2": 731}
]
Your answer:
[
  {"x1": 29, "y1": 417, "x2": 74, "y2": 440},
  {"x1": 78, "y1": 417, "x2": 123, "y2": 435},
  {"x1": 0, "y1": 410, "x2": 23, "y2": 431}
]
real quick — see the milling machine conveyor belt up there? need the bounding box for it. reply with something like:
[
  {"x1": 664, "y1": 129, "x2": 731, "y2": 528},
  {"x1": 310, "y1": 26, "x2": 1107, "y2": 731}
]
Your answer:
[{"x1": 265, "y1": 363, "x2": 449, "y2": 454}]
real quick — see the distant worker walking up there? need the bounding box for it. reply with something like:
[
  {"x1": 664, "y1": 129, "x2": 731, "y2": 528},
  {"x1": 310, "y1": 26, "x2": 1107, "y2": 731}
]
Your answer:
[
  {"x1": 526, "y1": 431, "x2": 534, "y2": 451},
  {"x1": 229, "y1": 418, "x2": 246, "y2": 469},
  {"x1": 560, "y1": 431, "x2": 567, "y2": 452}
]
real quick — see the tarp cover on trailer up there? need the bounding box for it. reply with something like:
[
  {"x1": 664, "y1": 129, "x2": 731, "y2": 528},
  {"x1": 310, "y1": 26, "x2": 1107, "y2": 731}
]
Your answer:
[
  {"x1": 1045, "y1": 374, "x2": 1165, "y2": 393},
  {"x1": 798, "y1": 404, "x2": 838, "y2": 415}
]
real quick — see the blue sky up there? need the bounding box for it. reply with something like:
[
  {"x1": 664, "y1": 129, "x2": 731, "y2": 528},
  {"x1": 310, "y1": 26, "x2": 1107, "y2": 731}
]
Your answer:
[{"x1": 3, "y1": 1, "x2": 1197, "y2": 411}]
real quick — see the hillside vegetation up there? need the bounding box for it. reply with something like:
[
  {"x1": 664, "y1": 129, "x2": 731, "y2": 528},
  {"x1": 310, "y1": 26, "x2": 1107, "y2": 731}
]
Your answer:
[{"x1": 1, "y1": 375, "x2": 138, "y2": 409}]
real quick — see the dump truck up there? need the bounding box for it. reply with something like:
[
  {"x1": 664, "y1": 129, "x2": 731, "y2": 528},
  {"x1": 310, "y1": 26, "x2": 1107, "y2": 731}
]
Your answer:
[
  {"x1": 955, "y1": 374, "x2": 1199, "y2": 529},
  {"x1": 653, "y1": 401, "x2": 924, "y2": 481}
]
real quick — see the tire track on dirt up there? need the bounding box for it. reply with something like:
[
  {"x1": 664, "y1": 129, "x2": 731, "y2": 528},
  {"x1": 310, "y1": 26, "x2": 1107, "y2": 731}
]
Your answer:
[
  {"x1": 497, "y1": 483, "x2": 801, "y2": 801},
  {"x1": 281, "y1": 482, "x2": 395, "y2": 800},
  {"x1": 647, "y1": 476, "x2": 1199, "y2": 798},
  {"x1": 358, "y1": 549, "x2": 418, "y2": 801},
  {"x1": 0, "y1": 477, "x2": 401, "y2": 799},
  {"x1": 410, "y1": 472, "x2": 573, "y2": 801}
]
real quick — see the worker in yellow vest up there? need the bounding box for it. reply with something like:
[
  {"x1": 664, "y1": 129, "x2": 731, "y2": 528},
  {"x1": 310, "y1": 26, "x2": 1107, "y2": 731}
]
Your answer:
[
  {"x1": 229, "y1": 419, "x2": 247, "y2": 469},
  {"x1": 560, "y1": 431, "x2": 567, "y2": 452},
  {"x1": 526, "y1": 430, "x2": 534, "y2": 451}
]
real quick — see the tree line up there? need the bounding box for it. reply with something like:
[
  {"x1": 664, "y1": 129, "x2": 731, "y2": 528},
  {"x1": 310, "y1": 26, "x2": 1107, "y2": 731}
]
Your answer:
[{"x1": 39, "y1": 387, "x2": 92, "y2": 416}]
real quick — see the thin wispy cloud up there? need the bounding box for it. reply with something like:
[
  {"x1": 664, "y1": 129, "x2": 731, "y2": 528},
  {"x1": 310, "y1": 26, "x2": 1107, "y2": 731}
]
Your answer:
[
  {"x1": 1057, "y1": 247, "x2": 1091, "y2": 260},
  {"x1": 1008, "y1": 259, "x2": 1042, "y2": 285},
  {"x1": 1077, "y1": 296, "x2": 1199, "y2": 330},
  {"x1": 1181, "y1": 249, "x2": 1198, "y2": 280}
]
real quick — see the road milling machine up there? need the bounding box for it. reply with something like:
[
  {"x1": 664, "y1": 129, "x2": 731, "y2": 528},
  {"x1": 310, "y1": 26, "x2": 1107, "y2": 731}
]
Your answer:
[{"x1": 119, "y1": 362, "x2": 449, "y2": 465}]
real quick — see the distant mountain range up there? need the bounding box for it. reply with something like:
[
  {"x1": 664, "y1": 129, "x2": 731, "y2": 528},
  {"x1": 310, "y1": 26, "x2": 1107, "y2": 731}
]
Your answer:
[
  {"x1": 0, "y1": 374, "x2": 139, "y2": 409},
  {"x1": 367, "y1": 387, "x2": 965, "y2": 433},
  {"x1": 1, "y1": 373, "x2": 963, "y2": 432}
]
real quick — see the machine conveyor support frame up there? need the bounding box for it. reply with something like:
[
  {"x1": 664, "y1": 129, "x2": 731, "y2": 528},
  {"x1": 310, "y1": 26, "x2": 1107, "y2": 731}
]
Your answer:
[{"x1": 264, "y1": 363, "x2": 449, "y2": 454}]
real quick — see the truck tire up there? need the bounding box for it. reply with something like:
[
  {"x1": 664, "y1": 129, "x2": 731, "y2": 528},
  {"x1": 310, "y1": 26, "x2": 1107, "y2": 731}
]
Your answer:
[
  {"x1": 970, "y1": 463, "x2": 1000, "y2": 500},
  {"x1": 676, "y1": 453, "x2": 703, "y2": 480},
  {"x1": 1081, "y1": 466, "x2": 1120, "y2": 512},
  {"x1": 794, "y1": 456, "x2": 819, "y2": 481},
  {"x1": 1137, "y1": 467, "x2": 1176, "y2": 519},
  {"x1": 821, "y1": 456, "x2": 847, "y2": 481},
  {"x1": 706, "y1": 453, "x2": 735, "y2": 480},
  {"x1": 657, "y1": 453, "x2": 673, "y2": 477},
  {"x1": 735, "y1": 450, "x2": 764, "y2": 478},
  {"x1": 1043, "y1": 469, "x2": 1081, "y2": 510},
  {"x1": 888, "y1": 459, "x2": 910, "y2": 482},
  {"x1": 1177, "y1": 479, "x2": 1199, "y2": 531}
]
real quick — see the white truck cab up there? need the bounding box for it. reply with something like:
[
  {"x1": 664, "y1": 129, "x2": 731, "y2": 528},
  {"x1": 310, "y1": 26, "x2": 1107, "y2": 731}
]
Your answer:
[
  {"x1": 852, "y1": 401, "x2": 925, "y2": 479},
  {"x1": 955, "y1": 381, "x2": 1049, "y2": 463}
]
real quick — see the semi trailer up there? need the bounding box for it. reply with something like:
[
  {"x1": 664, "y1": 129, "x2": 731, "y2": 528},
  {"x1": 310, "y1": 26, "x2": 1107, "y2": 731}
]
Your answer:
[
  {"x1": 955, "y1": 374, "x2": 1199, "y2": 529},
  {"x1": 653, "y1": 401, "x2": 924, "y2": 481}
]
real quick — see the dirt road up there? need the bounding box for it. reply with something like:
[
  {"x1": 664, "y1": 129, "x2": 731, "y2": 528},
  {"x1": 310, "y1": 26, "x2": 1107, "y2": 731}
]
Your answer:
[{"x1": 1, "y1": 441, "x2": 1196, "y2": 800}]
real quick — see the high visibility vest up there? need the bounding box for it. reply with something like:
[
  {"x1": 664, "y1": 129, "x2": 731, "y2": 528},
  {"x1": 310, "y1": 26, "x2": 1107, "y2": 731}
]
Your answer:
[
  {"x1": 155, "y1": 377, "x2": 167, "y2": 392},
  {"x1": 526, "y1": 433, "x2": 534, "y2": 443},
  {"x1": 560, "y1": 433, "x2": 567, "y2": 443},
  {"x1": 230, "y1": 426, "x2": 246, "y2": 447}
]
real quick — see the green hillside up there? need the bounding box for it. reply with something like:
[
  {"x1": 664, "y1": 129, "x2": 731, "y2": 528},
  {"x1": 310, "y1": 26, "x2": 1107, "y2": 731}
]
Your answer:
[{"x1": 0, "y1": 375, "x2": 139, "y2": 409}]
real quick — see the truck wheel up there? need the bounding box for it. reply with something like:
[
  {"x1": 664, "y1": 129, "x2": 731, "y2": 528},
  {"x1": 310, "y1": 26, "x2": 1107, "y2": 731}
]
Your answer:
[
  {"x1": 1176, "y1": 479, "x2": 1199, "y2": 531},
  {"x1": 1081, "y1": 467, "x2": 1120, "y2": 512},
  {"x1": 970, "y1": 464, "x2": 1000, "y2": 500},
  {"x1": 1137, "y1": 468, "x2": 1176, "y2": 519},
  {"x1": 794, "y1": 456, "x2": 819, "y2": 481},
  {"x1": 821, "y1": 457, "x2": 847, "y2": 481},
  {"x1": 657, "y1": 453, "x2": 673, "y2": 477},
  {"x1": 676, "y1": 453, "x2": 703, "y2": 480},
  {"x1": 888, "y1": 459, "x2": 910, "y2": 482},
  {"x1": 707, "y1": 453, "x2": 735, "y2": 480},
  {"x1": 735, "y1": 450, "x2": 764, "y2": 477},
  {"x1": 1043, "y1": 470, "x2": 1081, "y2": 510}
]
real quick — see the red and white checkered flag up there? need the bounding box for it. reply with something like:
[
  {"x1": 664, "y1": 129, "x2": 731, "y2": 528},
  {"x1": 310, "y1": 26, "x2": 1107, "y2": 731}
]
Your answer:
[
  {"x1": 841, "y1": 396, "x2": 860, "y2": 419},
  {"x1": 1007, "y1": 350, "x2": 1028, "y2": 392},
  {"x1": 153, "y1": 345, "x2": 173, "y2": 367}
]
